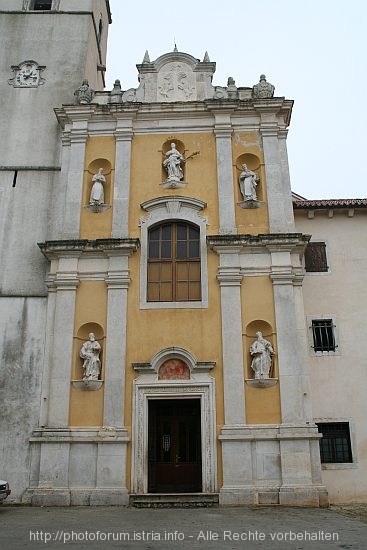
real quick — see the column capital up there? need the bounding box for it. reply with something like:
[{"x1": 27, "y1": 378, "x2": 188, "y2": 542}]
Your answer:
[
  {"x1": 114, "y1": 130, "x2": 134, "y2": 142},
  {"x1": 54, "y1": 273, "x2": 80, "y2": 291},
  {"x1": 214, "y1": 128, "x2": 233, "y2": 138},
  {"x1": 217, "y1": 273, "x2": 243, "y2": 286},
  {"x1": 105, "y1": 272, "x2": 131, "y2": 289}
]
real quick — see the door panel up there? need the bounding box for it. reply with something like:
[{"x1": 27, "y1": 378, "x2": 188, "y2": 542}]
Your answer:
[{"x1": 148, "y1": 399, "x2": 202, "y2": 492}]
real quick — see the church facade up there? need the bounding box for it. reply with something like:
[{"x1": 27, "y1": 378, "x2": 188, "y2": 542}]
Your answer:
[{"x1": 1, "y1": 0, "x2": 366, "y2": 506}]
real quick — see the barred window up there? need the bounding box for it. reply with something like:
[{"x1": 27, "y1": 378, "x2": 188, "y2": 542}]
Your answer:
[
  {"x1": 147, "y1": 222, "x2": 201, "y2": 302},
  {"x1": 311, "y1": 319, "x2": 336, "y2": 352},
  {"x1": 305, "y1": 242, "x2": 328, "y2": 272},
  {"x1": 317, "y1": 423, "x2": 353, "y2": 463}
]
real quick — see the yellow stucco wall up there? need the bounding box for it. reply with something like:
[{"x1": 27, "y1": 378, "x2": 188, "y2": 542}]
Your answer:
[
  {"x1": 69, "y1": 280, "x2": 107, "y2": 426},
  {"x1": 128, "y1": 133, "x2": 220, "y2": 236},
  {"x1": 80, "y1": 136, "x2": 116, "y2": 239},
  {"x1": 232, "y1": 132, "x2": 269, "y2": 234},
  {"x1": 123, "y1": 132, "x2": 224, "y2": 489},
  {"x1": 70, "y1": 130, "x2": 278, "y2": 488},
  {"x1": 241, "y1": 276, "x2": 281, "y2": 424}
]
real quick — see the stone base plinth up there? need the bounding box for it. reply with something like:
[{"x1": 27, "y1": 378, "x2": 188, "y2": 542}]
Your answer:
[{"x1": 23, "y1": 488, "x2": 129, "y2": 507}]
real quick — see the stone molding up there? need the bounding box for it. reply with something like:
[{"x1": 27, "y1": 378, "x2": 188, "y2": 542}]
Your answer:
[
  {"x1": 139, "y1": 196, "x2": 208, "y2": 309},
  {"x1": 132, "y1": 347, "x2": 216, "y2": 374},
  {"x1": 38, "y1": 238, "x2": 139, "y2": 260},
  {"x1": 29, "y1": 427, "x2": 129, "y2": 443},
  {"x1": 132, "y1": 379, "x2": 217, "y2": 494}
]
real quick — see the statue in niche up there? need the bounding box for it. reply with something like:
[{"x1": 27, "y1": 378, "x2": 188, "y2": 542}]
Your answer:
[
  {"x1": 80, "y1": 333, "x2": 101, "y2": 381},
  {"x1": 239, "y1": 164, "x2": 259, "y2": 201},
  {"x1": 74, "y1": 79, "x2": 95, "y2": 104},
  {"x1": 250, "y1": 332, "x2": 274, "y2": 379},
  {"x1": 163, "y1": 143, "x2": 185, "y2": 182},
  {"x1": 89, "y1": 168, "x2": 105, "y2": 206},
  {"x1": 252, "y1": 74, "x2": 275, "y2": 99}
]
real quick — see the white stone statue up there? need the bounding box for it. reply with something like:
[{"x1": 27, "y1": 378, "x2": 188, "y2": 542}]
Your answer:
[
  {"x1": 252, "y1": 74, "x2": 275, "y2": 99},
  {"x1": 90, "y1": 168, "x2": 105, "y2": 206},
  {"x1": 163, "y1": 143, "x2": 185, "y2": 182},
  {"x1": 250, "y1": 332, "x2": 274, "y2": 379},
  {"x1": 80, "y1": 333, "x2": 101, "y2": 381},
  {"x1": 74, "y1": 79, "x2": 95, "y2": 104},
  {"x1": 239, "y1": 164, "x2": 259, "y2": 201}
]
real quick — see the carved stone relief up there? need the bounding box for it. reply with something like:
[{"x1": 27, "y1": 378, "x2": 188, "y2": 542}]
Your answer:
[{"x1": 157, "y1": 62, "x2": 196, "y2": 102}]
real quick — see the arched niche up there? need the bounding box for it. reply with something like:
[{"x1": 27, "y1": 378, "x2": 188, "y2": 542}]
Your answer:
[
  {"x1": 83, "y1": 158, "x2": 112, "y2": 207},
  {"x1": 244, "y1": 320, "x2": 277, "y2": 379},
  {"x1": 72, "y1": 322, "x2": 105, "y2": 382},
  {"x1": 161, "y1": 138, "x2": 186, "y2": 183},
  {"x1": 235, "y1": 153, "x2": 263, "y2": 202},
  {"x1": 158, "y1": 358, "x2": 190, "y2": 380}
]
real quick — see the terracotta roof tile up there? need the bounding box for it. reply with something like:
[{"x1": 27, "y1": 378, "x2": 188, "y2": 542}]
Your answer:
[{"x1": 293, "y1": 198, "x2": 367, "y2": 209}]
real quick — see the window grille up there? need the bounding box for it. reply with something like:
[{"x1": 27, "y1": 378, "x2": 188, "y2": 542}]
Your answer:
[
  {"x1": 305, "y1": 242, "x2": 328, "y2": 272},
  {"x1": 311, "y1": 319, "x2": 336, "y2": 352},
  {"x1": 316, "y1": 423, "x2": 352, "y2": 463}
]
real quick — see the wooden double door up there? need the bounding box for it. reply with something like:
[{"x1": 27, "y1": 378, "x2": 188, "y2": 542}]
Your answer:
[{"x1": 148, "y1": 399, "x2": 202, "y2": 493}]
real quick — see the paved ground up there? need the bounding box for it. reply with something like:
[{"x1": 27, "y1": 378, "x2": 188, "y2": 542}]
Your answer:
[{"x1": 1, "y1": 505, "x2": 367, "y2": 550}]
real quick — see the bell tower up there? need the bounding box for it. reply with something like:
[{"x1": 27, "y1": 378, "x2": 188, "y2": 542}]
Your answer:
[
  {"x1": 0, "y1": 0, "x2": 112, "y2": 502},
  {"x1": 0, "y1": 0, "x2": 111, "y2": 167}
]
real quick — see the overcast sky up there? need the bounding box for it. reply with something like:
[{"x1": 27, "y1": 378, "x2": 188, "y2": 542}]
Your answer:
[{"x1": 106, "y1": 0, "x2": 366, "y2": 199}]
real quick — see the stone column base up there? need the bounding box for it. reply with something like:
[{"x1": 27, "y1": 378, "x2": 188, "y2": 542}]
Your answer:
[
  {"x1": 23, "y1": 488, "x2": 129, "y2": 507},
  {"x1": 279, "y1": 485, "x2": 329, "y2": 507}
]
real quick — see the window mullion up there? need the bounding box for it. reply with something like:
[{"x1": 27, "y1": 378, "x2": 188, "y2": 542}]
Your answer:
[{"x1": 172, "y1": 223, "x2": 177, "y2": 301}]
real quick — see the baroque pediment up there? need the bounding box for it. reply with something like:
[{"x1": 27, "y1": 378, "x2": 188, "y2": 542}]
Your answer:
[{"x1": 121, "y1": 50, "x2": 217, "y2": 103}]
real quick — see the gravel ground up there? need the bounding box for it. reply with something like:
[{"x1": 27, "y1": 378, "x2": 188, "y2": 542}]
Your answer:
[{"x1": 331, "y1": 504, "x2": 367, "y2": 524}]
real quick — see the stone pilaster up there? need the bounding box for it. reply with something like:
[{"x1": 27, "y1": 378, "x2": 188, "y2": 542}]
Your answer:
[
  {"x1": 213, "y1": 112, "x2": 236, "y2": 234},
  {"x1": 112, "y1": 120, "x2": 134, "y2": 238},
  {"x1": 260, "y1": 122, "x2": 295, "y2": 233},
  {"x1": 62, "y1": 122, "x2": 88, "y2": 238},
  {"x1": 103, "y1": 252, "x2": 132, "y2": 427},
  {"x1": 47, "y1": 257, "x2": 80, "y2": 427},
  {"x1": 38, "y1": 277, "x2": 57, "y2": 428},
  {"x1": 216, "y1": 247, "x2": 245, "y2": 425}
]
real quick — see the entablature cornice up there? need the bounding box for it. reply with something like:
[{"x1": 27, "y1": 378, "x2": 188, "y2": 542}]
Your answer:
[
  {"x1": 55, "y1": 97, "x2": 294, "y2": 132},
  {"x1": 207, "y1": 233, "x2": 310, "y2": 253},
  {"x1": 38, "y1": 238, "x2": 140, "y2": 261}
]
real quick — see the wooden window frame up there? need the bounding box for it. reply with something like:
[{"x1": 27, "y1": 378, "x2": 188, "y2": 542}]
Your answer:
[
  {"x1": 147, "y1": 222, "x2": 201, "y2": 303},
  {"x1": 305, "y1": 241, "x2": 328, "y2": 273}
]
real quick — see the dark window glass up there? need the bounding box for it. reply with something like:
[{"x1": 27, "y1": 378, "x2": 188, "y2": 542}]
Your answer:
[
  {"x1": 147, "y1": 222, "x2": 201, "y2": 302},
  {"x1": 305, "y1": 242, "x2": 328, "y2": 272},
  {"x1": 316, "y1": 423, "x2": 352, "y2": 463},
  {"x1": 33, "y1": 0, "x2": 52, "y2": 10},
  {"x1": 311, "y1": 319, "x2": 336, "y2": 352}
]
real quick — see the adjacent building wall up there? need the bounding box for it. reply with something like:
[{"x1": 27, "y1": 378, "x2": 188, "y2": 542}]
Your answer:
[{"x1": 295, "y1": 208, "x2": 367, "y2": 502}]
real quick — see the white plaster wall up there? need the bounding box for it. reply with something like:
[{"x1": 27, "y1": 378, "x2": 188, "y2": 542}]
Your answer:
[
  {"x1": 0, "y1": 171, "x2": 51, "y2": 295},
  {"x1": 295, "y1": 209, "x2": 367, "y2": 502},
  {"x1": 0, "y1": 10, "x2": 104, "y2": 167},
  {"x1": 0, "y1": 297, "x2": 46, "y2": 501}
]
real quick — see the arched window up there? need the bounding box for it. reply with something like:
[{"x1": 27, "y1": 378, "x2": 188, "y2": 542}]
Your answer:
[{"x1": 147, "y1": 222, "x2": 201, "y2": 302}]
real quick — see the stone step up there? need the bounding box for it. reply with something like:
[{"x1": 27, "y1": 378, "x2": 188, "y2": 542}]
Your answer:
[{"x1": 130, "y1": 493, "x2": 219, "y2": 508}]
